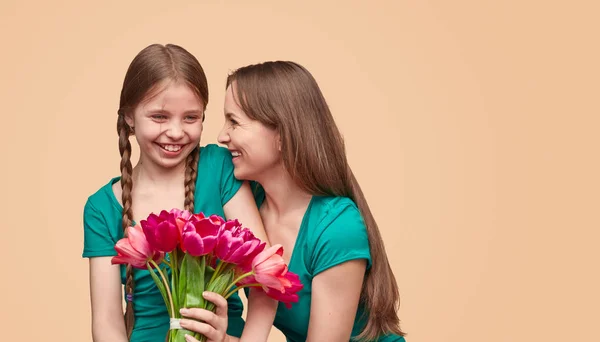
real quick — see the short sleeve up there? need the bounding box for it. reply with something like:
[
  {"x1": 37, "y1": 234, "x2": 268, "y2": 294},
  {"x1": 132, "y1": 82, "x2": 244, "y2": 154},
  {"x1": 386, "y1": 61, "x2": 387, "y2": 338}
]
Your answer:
[
  {"x1": 311, "y1": 202, "x2": 372, "y2": 276},
  {"x1": 82, "y1": 199, "x2": 117, "y2": 258},
  {"x1": 208, "y1": 144, "x2": 243, "y2": 206}
]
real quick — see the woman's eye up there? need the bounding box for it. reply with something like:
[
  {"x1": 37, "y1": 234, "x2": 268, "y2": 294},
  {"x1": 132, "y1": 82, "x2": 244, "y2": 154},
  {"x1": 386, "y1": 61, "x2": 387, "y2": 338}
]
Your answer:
[
  {"x1": 185, "y1": 115, "x2": 199, "y2": 122},
  {"x1": 230, "y1": 119, "x2": 239, "y2": 126}
]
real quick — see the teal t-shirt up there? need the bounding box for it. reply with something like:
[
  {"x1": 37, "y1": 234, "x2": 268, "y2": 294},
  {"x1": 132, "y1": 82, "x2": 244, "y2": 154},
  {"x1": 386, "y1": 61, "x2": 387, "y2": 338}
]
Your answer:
[
  {"x1": 82, "y1": 144, "x2": 245, "y2": 342},
  {"x1": 253, "y1": 186, "x2": 405, "y2": 342}
]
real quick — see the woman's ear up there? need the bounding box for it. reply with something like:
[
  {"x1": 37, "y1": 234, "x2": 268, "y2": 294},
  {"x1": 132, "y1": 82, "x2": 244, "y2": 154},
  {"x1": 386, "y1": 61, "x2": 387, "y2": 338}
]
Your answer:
[{"x1": 276, "y1": 132, "x2": 282, "y2": 152}]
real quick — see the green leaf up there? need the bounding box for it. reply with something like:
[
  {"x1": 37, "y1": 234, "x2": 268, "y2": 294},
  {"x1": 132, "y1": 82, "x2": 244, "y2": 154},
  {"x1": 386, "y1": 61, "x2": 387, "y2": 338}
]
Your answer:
[
  {"x1": 146, "y1": 264, "x2": 171, "y2": 317},
  {"x1": 182, "y1": 254, "x2": 206, "y2": 309}
]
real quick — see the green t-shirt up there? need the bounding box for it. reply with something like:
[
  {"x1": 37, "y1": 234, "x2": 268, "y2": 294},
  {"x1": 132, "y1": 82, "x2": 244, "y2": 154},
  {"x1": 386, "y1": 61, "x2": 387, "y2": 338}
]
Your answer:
[
  {"x1": 82, "y1": 144, "x2": 245, "y2": 342},
  {"x1": 253, "y1": 186, "x2": 406, "y2": 342}
]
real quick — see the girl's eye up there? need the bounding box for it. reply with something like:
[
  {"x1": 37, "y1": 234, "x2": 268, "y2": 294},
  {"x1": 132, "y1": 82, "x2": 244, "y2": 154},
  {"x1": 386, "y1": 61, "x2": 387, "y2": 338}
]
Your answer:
[
  {"x1": 151, "y1": 114, "x2": 167, "y2": 120},
  {"x1": 184, "y1": 115, "x2": 199, "y2": 122}
]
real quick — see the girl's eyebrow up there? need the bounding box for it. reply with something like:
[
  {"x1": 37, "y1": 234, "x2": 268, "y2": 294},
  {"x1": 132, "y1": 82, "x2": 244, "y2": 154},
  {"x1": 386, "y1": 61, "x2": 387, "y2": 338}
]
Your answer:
[
  {"x1": 183, "y1": 109, "x2": 203, "y2": 114},
  {"x1": 145, "y1": 108, "x2": 203, "y2": 115}
]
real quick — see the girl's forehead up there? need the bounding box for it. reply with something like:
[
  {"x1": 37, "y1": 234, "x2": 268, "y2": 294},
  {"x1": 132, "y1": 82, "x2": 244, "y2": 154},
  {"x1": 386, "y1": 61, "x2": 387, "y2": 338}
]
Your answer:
[{"x1": 138, "y1": 81, "x2": 204, "y2": 113}]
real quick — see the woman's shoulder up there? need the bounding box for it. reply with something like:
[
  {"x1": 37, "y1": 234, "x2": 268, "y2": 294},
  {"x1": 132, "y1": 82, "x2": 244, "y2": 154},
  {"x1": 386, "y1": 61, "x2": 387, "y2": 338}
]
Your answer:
[
  {"x1": 306, "y1": 195, "x2": 365, "y2": 238},
  {"x1": 310, "y1": 196, "x2": 361, "y2": 222}
]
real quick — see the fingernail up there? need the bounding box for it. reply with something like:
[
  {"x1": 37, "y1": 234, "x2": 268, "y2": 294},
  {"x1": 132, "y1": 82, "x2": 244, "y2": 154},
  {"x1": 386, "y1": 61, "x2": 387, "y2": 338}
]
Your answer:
[
  {"x1": 185, "y1": 335, "x2": 191, "y2": 341},
  {"x1": 179, "y1": 319, "x2": 188, "y2": 327},
  {"x1": 202, "y1": 291, "x2": 209, "y2": 297},
  {"x1": 180, "y1": 308, "x2": 189, "y2": 315}
]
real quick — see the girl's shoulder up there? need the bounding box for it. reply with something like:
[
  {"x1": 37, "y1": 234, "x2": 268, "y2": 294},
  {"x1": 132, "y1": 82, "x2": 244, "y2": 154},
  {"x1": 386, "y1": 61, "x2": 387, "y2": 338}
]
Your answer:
[
  {"x1": 85, "y1": 177, "x2": 121, "y2": 214},
  {"x1": 199, "y1": 143, "x2": 230, "y2": 160}
]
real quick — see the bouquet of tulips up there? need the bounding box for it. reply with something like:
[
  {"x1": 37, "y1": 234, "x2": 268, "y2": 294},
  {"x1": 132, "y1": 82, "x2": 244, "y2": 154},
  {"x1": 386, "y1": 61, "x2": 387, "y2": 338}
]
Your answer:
[{"x1": 111, "y1": 209, "x2": 303, "y2": 342}]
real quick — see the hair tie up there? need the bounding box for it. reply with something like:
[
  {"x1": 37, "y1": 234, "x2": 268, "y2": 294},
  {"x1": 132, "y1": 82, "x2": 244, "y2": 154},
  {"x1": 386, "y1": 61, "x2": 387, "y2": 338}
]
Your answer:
[{"x1": 126, "y1": 293, "x2": 134, "y2": 302}]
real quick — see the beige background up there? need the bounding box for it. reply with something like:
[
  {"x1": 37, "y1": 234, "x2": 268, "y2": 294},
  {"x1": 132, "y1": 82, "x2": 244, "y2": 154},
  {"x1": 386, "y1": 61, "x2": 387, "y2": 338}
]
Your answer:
[{"x1": 0, "y1": 0, "x2": 598, "y2": 341}]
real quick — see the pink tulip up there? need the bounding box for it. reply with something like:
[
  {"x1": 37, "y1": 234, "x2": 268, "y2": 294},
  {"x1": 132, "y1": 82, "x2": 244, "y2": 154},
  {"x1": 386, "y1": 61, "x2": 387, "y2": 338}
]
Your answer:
[
  {"x1": 252, "y1": 245, "x2": 290, "y2": 292},
  {"x1": 140, "y1": 210, "x2": 181, "y2": 252},
  {"x1": 215, "y1": 219, "x2": 266, "y2": 265},
  {"x1": 180, "y1": 213, "x2": 223, "y2": 256},
  {"x1": 112, "y1": 224, "x2": 164, "y2": 269},
  {"x1": 242, "y1": 245, "x2": 303, "y2": 308}
]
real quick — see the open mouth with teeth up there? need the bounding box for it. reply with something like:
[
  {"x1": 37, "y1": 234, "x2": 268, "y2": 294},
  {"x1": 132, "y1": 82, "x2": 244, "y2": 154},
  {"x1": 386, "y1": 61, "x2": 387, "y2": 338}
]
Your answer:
[{"x1": 157, "y1": 143, "x2": 185, "y2": 153}]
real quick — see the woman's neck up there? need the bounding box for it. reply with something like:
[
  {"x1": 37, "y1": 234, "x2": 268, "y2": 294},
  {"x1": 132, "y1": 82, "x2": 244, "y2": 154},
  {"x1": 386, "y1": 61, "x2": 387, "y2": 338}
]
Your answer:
[{"x1": 259, "y1": 168, "x2": 312, "y2": 218}]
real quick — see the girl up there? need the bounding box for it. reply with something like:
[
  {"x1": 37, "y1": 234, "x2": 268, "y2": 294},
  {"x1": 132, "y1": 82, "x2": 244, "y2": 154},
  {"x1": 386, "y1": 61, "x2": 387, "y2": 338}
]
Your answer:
[
  {"x1": 212, "y1": 61, "x2": 407, "y2": 341},
  {"x1": 82, "y1": 44, "x2": 275, "y2": 342}
]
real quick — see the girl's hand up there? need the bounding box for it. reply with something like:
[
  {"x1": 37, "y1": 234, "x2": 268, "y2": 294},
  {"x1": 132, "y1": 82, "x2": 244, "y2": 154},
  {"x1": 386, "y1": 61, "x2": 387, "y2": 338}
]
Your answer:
[{"x1": 179, "y1": 292, "x2": 230, "y2": 342}]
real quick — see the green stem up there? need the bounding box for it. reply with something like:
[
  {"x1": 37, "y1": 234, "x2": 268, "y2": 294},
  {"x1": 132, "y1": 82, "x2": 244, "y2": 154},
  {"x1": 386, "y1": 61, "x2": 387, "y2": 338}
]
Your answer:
[
  {"x1": 223, "y1": 283, "x2": 262, "y2": 299},
  {"x1": 149, "y1": 259, "x2": 175, "y2": 317},
  {"x1": 219, "y1": 262, "x2": 235, "y2": 275},
  {"x1": 222, "y1": 271, "x2": 255, "y2": 296},
  {"x1": 209, "y1": 259, "x2": 226, "y2": 285},
  {"x1": 171, "y1": 249, "x2": 179, "y2": 280},
  {"x1": 170, "y1": 249, "x2": 178, "y2": 313}
]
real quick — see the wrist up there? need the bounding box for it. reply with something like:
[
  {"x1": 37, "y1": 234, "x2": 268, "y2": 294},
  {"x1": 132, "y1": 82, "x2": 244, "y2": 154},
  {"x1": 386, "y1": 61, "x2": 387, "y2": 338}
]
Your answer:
[{"x1": 226, "y1": 335, "x2": 239, "y2": 342}]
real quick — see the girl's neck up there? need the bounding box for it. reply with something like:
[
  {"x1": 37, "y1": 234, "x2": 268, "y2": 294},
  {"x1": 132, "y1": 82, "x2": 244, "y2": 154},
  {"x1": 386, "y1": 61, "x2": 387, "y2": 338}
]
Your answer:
[{"x1": 132, "y1": 157, "x2": 186, "y2": 191}]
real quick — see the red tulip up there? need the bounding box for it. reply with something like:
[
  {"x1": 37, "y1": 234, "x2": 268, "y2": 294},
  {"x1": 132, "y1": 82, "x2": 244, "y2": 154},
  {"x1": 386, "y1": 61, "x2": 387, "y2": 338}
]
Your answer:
[
  {"x1": 173, "y1": 209, "x2": 194, "y2": 237},
  {"x1": 264, "y1": 272, "x2": 302, "y2": 309},
  {"x1": 141, "y1": 210, "x2": 180, "y2": 252},
  {"x1": 112, "y1": 224, "x2": 164, "y2": 269}
]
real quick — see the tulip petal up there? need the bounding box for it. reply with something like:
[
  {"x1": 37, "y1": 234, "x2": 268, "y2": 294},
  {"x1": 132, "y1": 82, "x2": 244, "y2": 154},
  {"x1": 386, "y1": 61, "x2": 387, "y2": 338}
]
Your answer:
[
  {"x1": 182, "y1": 232, "x2": 205, "y2": 256},
  {"x1": 255, "y1": 273, "x2": 287, "y2": 292},
  {"x1": 252, "y1": 245, "x2": 284, "y2": 268},
  {"x1": 127, "y1": 225, "x2": 152, "y2": 256},
  {"x1": 154, "y1": 221, "x2": 179, "y2": 252},
  {"x1": 114, "y1": 239, "x2": 145, "y2": 260}
]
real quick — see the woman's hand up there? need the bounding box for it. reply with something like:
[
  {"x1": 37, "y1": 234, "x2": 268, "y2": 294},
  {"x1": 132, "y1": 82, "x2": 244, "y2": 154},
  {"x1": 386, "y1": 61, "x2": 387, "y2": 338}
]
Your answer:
[{"x1": 179, "y1": 292, "x2": 230, "y2": 342}]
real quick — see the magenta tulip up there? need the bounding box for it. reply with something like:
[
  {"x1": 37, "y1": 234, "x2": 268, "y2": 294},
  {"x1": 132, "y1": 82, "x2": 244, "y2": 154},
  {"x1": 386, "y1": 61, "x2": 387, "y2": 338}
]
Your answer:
[
  {"x1": 112, "y1": 224, "x2": 164, "y2": 269},
  {"x1": 215, "y1": 220, "x2": 266, "y2": 265},
  {"x1": 180, "y1": 213, "x2": 223, "y2": 256}
]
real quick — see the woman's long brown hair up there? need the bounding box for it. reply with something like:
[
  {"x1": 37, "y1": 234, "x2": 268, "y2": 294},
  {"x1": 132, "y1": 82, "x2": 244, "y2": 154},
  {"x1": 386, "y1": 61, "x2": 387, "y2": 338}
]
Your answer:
[
  {"x1": 116, "y1": 43, "x2": 207, "y2": 339},
  {"x1": 226, "y1": 61, "x2": 405, "y2": 340}
]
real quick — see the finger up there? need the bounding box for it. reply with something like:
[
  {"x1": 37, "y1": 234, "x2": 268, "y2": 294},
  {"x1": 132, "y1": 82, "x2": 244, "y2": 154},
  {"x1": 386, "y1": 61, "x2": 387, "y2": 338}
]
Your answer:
[
  {"x1": 184, "y1": 334, "x2": 200, "y2": 342},
  {"x1": 179, "y1": 319, "x2": 218, "y2": 340},
  {"x1": 203, "y1": 291, "x2": 228, "y2": 318},
  {"x1": 180, "y1": 308, "x2": 219, "y2": 326}
]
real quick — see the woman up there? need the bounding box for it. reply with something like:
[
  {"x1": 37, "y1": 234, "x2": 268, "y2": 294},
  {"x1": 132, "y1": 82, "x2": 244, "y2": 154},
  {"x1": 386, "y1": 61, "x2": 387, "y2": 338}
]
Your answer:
[{"x1": 213, "y1": 61, "x2": 406, "y2": 341}]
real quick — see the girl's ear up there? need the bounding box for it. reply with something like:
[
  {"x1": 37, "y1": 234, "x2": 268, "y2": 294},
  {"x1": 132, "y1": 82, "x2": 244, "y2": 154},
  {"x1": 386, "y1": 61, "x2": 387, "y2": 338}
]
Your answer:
[{"x1": 124, "y1": 113, "x2": 134, "y2": 130}]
